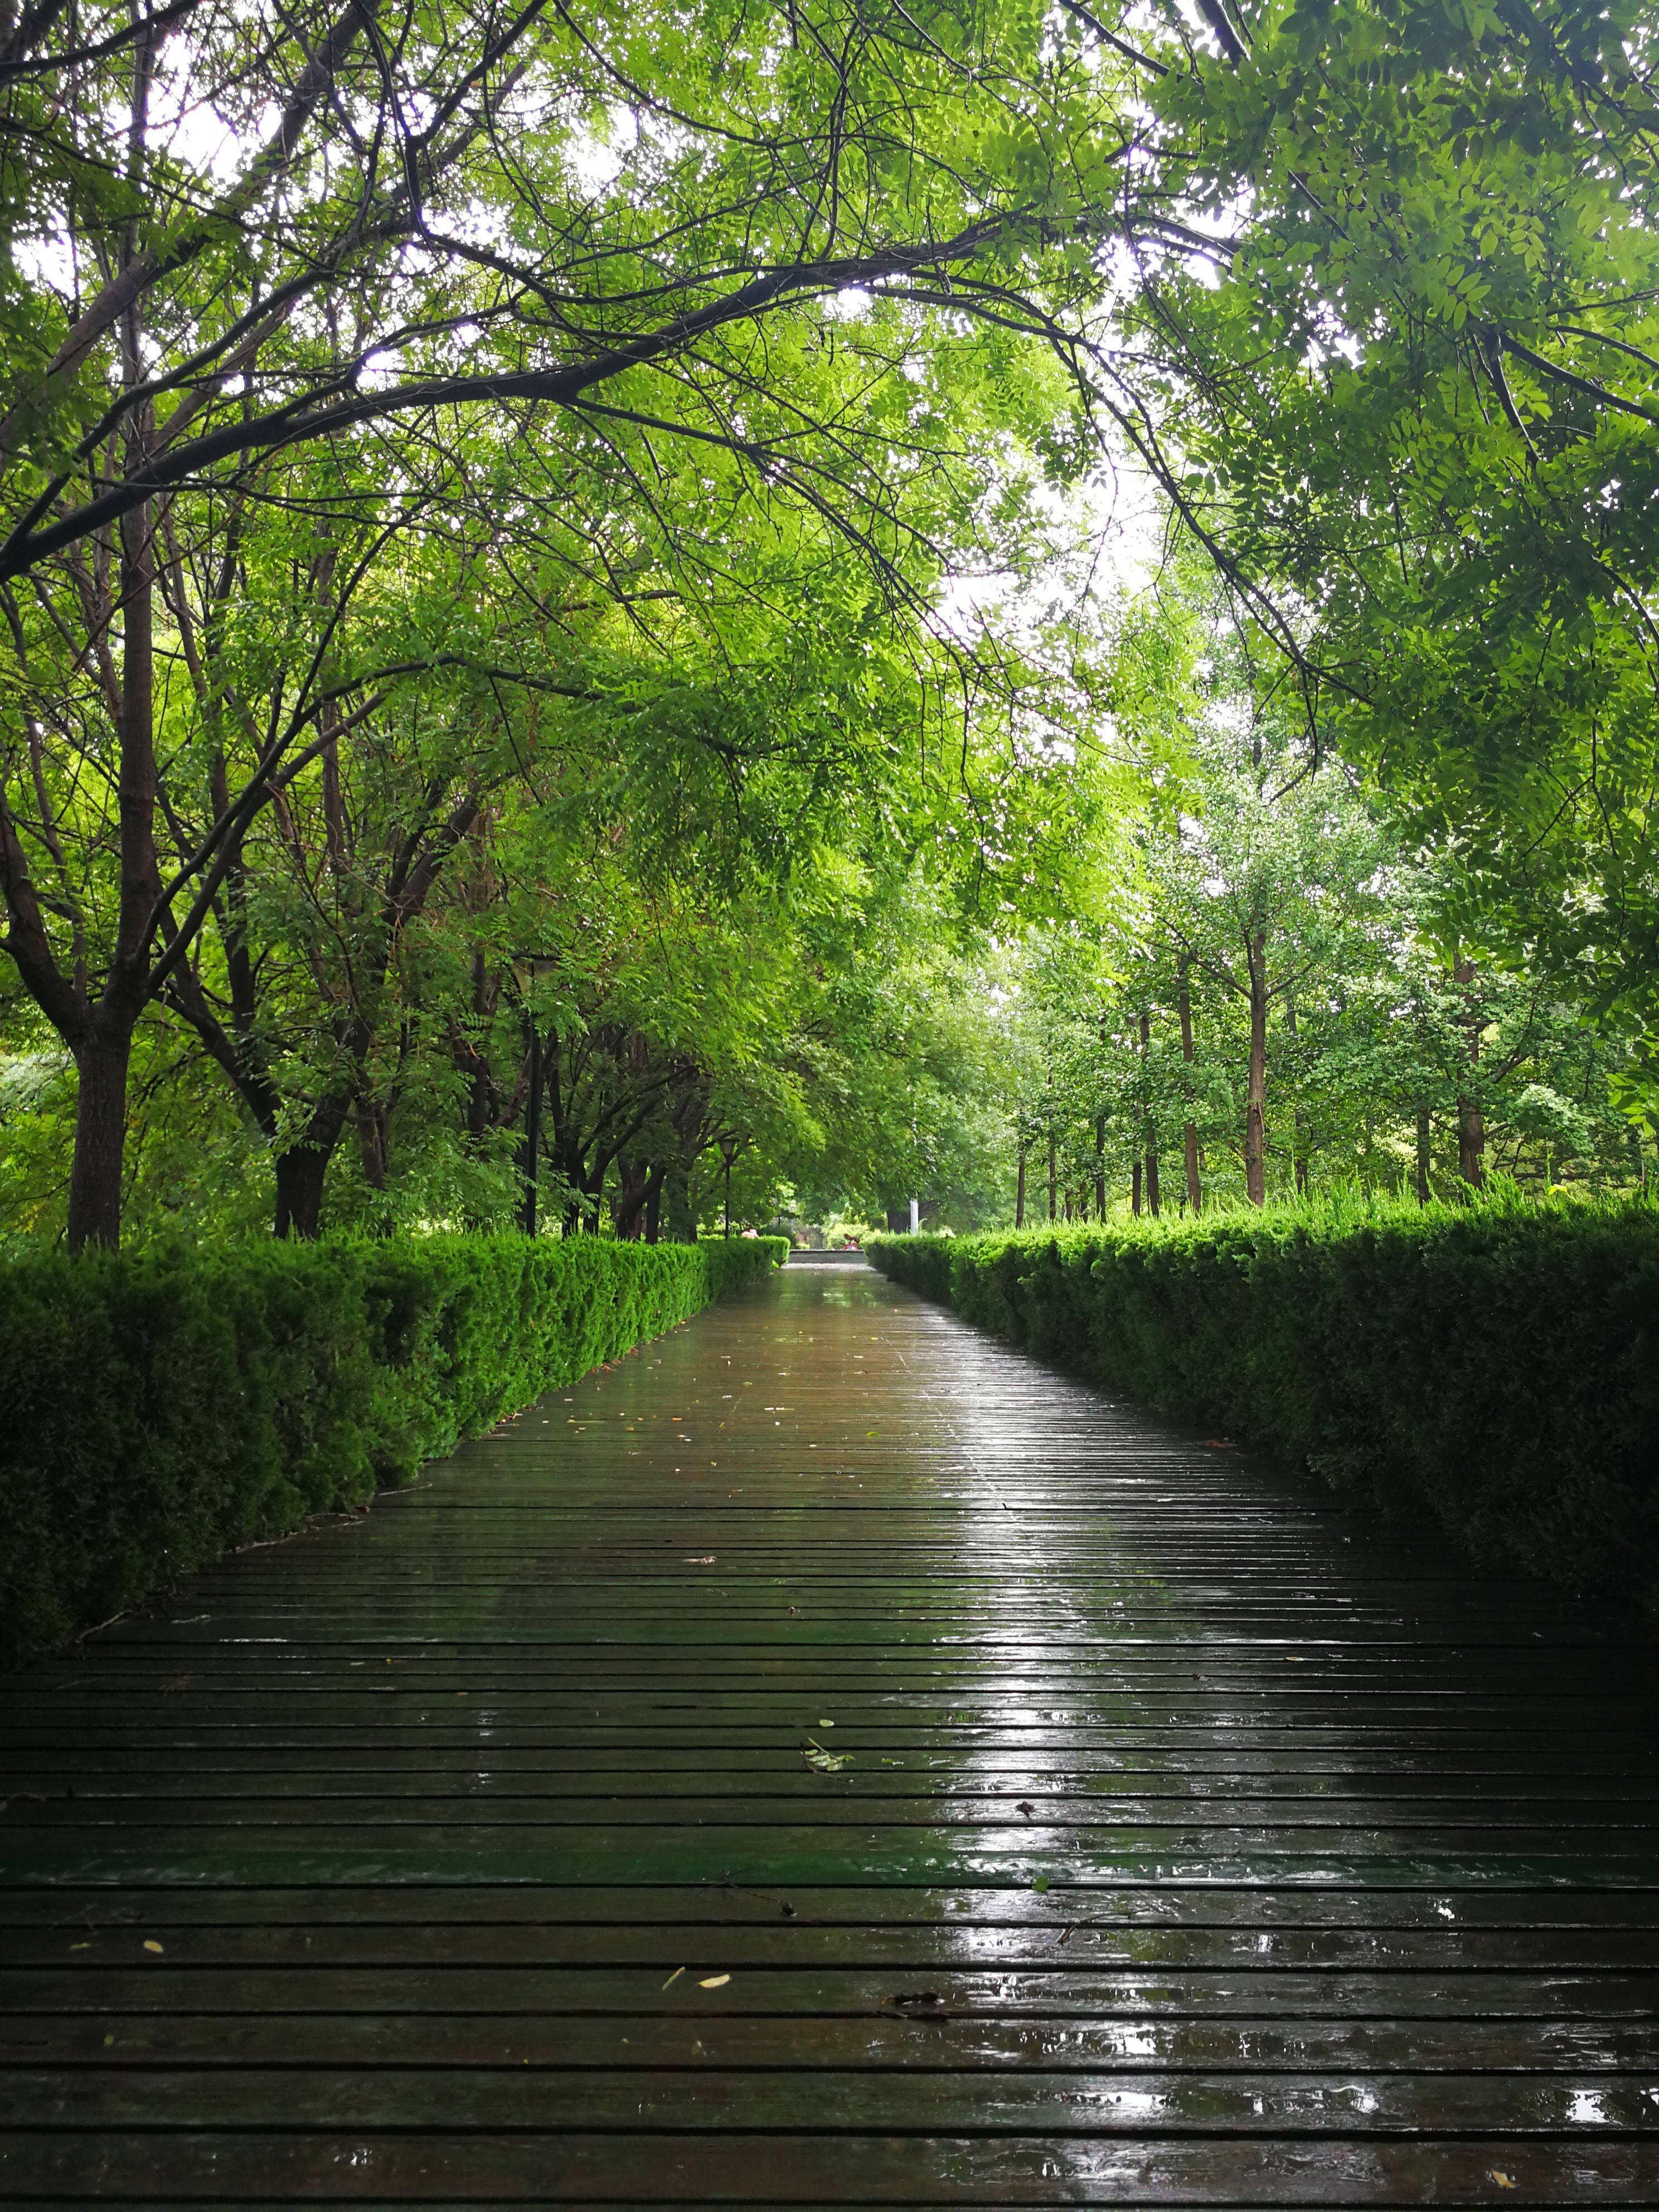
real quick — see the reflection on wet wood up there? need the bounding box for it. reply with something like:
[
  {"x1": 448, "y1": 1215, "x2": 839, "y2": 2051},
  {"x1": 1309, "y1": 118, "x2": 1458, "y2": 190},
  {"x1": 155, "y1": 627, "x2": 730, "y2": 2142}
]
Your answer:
[{"x1": 2, "y1": 1259, "x2": 1657, "y2": 2203}]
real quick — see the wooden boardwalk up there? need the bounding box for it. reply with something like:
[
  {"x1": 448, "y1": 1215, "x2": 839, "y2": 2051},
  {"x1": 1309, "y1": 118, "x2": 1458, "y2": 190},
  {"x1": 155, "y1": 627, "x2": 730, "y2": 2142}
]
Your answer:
[{"x1": 3, "y1": 1257, "x2": 1658, "y2": 2204}]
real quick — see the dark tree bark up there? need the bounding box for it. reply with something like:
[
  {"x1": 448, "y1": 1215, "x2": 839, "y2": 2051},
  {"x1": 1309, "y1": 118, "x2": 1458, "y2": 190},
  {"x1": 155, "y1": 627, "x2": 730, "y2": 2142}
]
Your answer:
[
  {"x1": 1178, "y1": 963, "x2": 1201, "y2": 1215},
  {"x1": 1015, "y1": 1149, "x2": 1026, "y2": 1229},
  {"x1": 1284, "y1": 990, "x2": 1308, "y2": 1196},
  {"x1": 1416, "y1": 1102, "x2": 1433, "y2": 1205},
  {"x1": 273, "y1": 1113, "x2": 346, "y2": 1239},
  {"x1": 1139, "y1": 1010, "x2": 1160, "y2": 1219},
  {"x1": 1245, "y1": 928, "x2": 1268, "y2": 1206},
  {"x1": 612, "y1": 1151, "x2": 653, "y2": 1240},
  {"x1": 1454, "y1": 957, "x2": 1485, "y2": 1187}
]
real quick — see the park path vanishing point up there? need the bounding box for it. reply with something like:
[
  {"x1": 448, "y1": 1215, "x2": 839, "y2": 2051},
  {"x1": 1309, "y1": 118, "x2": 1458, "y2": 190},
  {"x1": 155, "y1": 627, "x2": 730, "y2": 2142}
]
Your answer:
[{"x1": 2, "y1": 1256, "x2": 1659, "y2": 2204}]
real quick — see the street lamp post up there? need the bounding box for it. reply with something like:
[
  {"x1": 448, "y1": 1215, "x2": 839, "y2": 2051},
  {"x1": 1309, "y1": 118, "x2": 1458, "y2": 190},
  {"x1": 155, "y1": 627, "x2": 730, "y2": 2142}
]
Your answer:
[{"x1": 717, "y1": 1132, "x2": 739, "y2": 1239}]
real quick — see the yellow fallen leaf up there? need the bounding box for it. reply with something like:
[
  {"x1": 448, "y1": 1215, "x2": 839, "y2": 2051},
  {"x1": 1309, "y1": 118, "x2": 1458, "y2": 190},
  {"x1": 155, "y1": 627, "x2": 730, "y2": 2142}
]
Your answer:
[
  {"x1": 142, "y1": 1940, "x2": 163, "y2": 1954},
  {"x1": 698, "y1": 1973, "x2": 730, "y2": 1989},
  {"x1": 69, "y1": 1942, "x2": 89, "y2": 1951},
  {"x1": 661, "y1": 1966, "x2": 685, "y2": 1990},
  {"x1": 1488, "y1": 2174, "x2": 1516, "y2": 2190}
]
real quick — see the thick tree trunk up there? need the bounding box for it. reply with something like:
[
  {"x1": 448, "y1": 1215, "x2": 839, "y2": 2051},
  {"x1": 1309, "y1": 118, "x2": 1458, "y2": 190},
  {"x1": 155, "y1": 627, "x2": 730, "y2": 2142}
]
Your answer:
[
  {"x1": 65, "y1": 1022, "x2": 133, "y2": 1251},
  {"x1": 1245, "y1": 931, "x2": 1268, "y2": 1206},
  {"x1": 612, "y1": 1152, "x2": 652, "y2": 1240},
  {"x1": 274, "y1": 1146, "x2": 332, "y2": 1240},
  {"x1": 1416, "y1": 1102, "x2": 1432, "y2": 1205},
  {"x1": 274, "y1": 1101, "x2": 348, "y2": 1238},
  {"x1": 1453, "y1": 957, "x2": 1485, "y2": 1188},
  {"x1": 1178, "y1": 963, "x2": 1200, "y2": 1214}
]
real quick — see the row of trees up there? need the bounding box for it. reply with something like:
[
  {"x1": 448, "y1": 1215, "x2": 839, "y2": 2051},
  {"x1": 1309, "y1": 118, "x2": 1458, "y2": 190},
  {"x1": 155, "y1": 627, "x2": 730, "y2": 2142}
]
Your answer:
[{"x1": 4, "y1": 0, "x2": 1659, "y2": 1245}]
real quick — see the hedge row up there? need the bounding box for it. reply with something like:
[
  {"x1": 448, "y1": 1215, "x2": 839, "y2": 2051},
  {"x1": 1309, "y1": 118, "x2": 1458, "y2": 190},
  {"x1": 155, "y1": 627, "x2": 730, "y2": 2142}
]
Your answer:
[
  {"x1": 866, "y1": 1202, "x2": 1659, "y2": 1616},
  {"x1": 1, "y1": 1233, "x2": 787, "y2": 1663}
]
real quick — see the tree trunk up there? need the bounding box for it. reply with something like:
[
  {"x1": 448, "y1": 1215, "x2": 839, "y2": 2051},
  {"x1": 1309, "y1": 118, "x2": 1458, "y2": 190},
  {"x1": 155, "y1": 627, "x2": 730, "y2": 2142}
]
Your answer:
[
  {"x1": 663, "y1": 1155, "x2": 697, "y2": 1243},
  {"x1": 1048, "y1": 1129, "x2": 1056, "y2": 1223},
  {"x1": 66, "y1": 493, "x2": 156, "y2": 1251},
  {"x1": 1178, "y1": 962, "x2": 1200, "y2": 1215},
  {"x1": 1416, "y1": 1102, "x2": 1432, "y2": 1205},
  {"x1": 1139, "y1": 1010, "x2": 1160, "y2": 1219},
  {"x1": 1453, "y1": 957, "x2": 1485, "y2": 1188},
  {"x1": 642, "y1": 1162, "x2": 665, "y2": 1243},
  {"x1": 274, "y1": 1100, "x2": 348, "y2": 1238},
  {"x1": 1284, "y1": 991, "x2": 1308, "y2": 1196},
  {"x1": 1094, "y1": 1115, "x2": 1106, "y2": 1220},
  {"x1": 65, "y1": 1022, "x2": 133, "y2": 1251},
  {"x1": 1132, "y1": 1158, "x2": 1142, "y2": 1217},
  {"x1": 612, "y1": 1151, "x2": 652, "y2": 1240},
  {"x1": 1015, "y1": 1149, "x2": 1026, "y2": 1229},
  {"x1": 1245, "y1": 930, "x2": 1268, "y2": 1206},
  {"x1": 274, "y1": 1144, "x2": 332, "y2": 1240},
  {"x1": 359, "y1": 1101, "x2": 389, "y2": 1192}
]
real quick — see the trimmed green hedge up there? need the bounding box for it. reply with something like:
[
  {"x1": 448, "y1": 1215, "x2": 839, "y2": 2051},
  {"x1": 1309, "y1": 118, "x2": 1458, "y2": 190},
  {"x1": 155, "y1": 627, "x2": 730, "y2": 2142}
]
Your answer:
[
  {"x1": 866, "y1": 1204, "x2": 1659, "y2": 1614},
  {"x1": 1, "y1": 1234, "x2": 786, "y2": 1663}
]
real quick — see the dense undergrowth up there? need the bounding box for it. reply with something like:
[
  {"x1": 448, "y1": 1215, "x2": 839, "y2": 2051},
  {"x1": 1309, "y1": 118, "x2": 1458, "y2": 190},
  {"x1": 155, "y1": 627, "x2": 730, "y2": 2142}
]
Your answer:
[
  {"x1": 0, "y1": 1234, "x2": 786, "y2": 1665},
  {"x1": 867, "y1": 1191, "x2": 1659, "y2": 1617}
]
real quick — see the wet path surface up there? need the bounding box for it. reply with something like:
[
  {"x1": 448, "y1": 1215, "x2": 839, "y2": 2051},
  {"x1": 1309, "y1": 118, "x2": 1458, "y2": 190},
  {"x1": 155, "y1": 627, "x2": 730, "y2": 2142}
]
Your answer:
[{"x1": 3, "y1": 1258, "x2": 1658, "y2": 2203}]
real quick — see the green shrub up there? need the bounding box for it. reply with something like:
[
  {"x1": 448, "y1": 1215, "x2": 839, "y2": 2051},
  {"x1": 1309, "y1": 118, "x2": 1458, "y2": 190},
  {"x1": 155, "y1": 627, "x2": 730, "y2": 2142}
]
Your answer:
[
  {"x1": 0, "y1": 1233, "x2": 785, "y2": 1663},
  {"x1": 867, "y1": 1199, "x2": 1659, "y2": 1614}
]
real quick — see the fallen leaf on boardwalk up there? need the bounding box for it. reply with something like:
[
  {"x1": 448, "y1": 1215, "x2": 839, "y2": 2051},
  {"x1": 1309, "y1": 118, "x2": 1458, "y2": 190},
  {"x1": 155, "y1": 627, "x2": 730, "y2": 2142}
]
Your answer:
[
  {"x1": 684, "y1": 1556, "x2": 717, "y2": 1564},
  {"x1": 1488, "y1": 2175, "x2": 1517, "y2": 2191},
  {"x1": 1016, "y1": 1800, "x2": 1035, "y2": 1818},
  {"x1": 1032, "y1": 1875, "x2": 1050, "y2": 1893},
  {"x1": 698, "y1": 1973, "x2": 730, "y2": 1989},
  {"x1": 661, "y1": 1967, "x2": 685, "y2": 1990},
  {"x1": 817, "y1": 1718, "x2": 835, "y2": 1727},
  {"x1": 804, "y1": 1736, "x2": 850, "y2": 1773},
  {"x1": 69, "y1": 1942, "x2": 89, "y2": 1951},
  {"x1": 142, "y1": 1941, "x2": 163, "y2": 1954}
]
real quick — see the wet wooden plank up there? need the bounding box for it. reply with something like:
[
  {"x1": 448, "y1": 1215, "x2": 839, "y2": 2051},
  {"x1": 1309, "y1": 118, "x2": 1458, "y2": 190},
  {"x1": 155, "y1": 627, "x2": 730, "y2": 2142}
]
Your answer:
[{"x1": 2, "y1": 1260, "x2": 1658, "y2": 2204}]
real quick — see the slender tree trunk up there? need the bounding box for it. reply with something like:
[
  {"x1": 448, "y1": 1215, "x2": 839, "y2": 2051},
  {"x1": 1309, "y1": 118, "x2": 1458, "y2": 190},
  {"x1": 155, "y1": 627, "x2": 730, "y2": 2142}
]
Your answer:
[
  {"x1": 1094, "y1": 1114, "x2": 1106, "y2": 1220},
  {"x1": 1245, "y1": 929, "x2": 1268, "y2": 1207},
  {"x1": 67, "y1": 496, "x2": 155, "y2": 1250},
  {"x1": 1015, "y1": 1149, "x2": 1026, "y2": 1229},
  {"x1": 1132, "y1": 1158, "x2": 1142, "y2": 1217},
  {"x1": 1048, "y1": 1131, "x2": 1056, "y2": 1223},
  {"x1": 1416, "y1": 1102, "x2": 1432, "y2": 1206},
  {"x1": 1284, "y1": 991, "x2": 1308, "y2": 1196},
  {"x1": 1178, "y1": 961, "x2": 1200, "y2": 1215},
  {"x1": 359, "y1": 1102, "x2": 389, "y2": 1192},
  {"x1": 1139, "y1": 1010, "x2": 1160, "y2": 1219},
  {"x1": 1453, "y1": 957, "x2": 1485, "y2": 1187}
]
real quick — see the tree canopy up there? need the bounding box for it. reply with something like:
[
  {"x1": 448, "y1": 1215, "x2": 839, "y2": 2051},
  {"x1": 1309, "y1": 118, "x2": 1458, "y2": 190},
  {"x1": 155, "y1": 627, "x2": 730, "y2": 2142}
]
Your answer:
[{"x1": 3, "y1": 0, "x2": 1656, "y2": 1249}]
